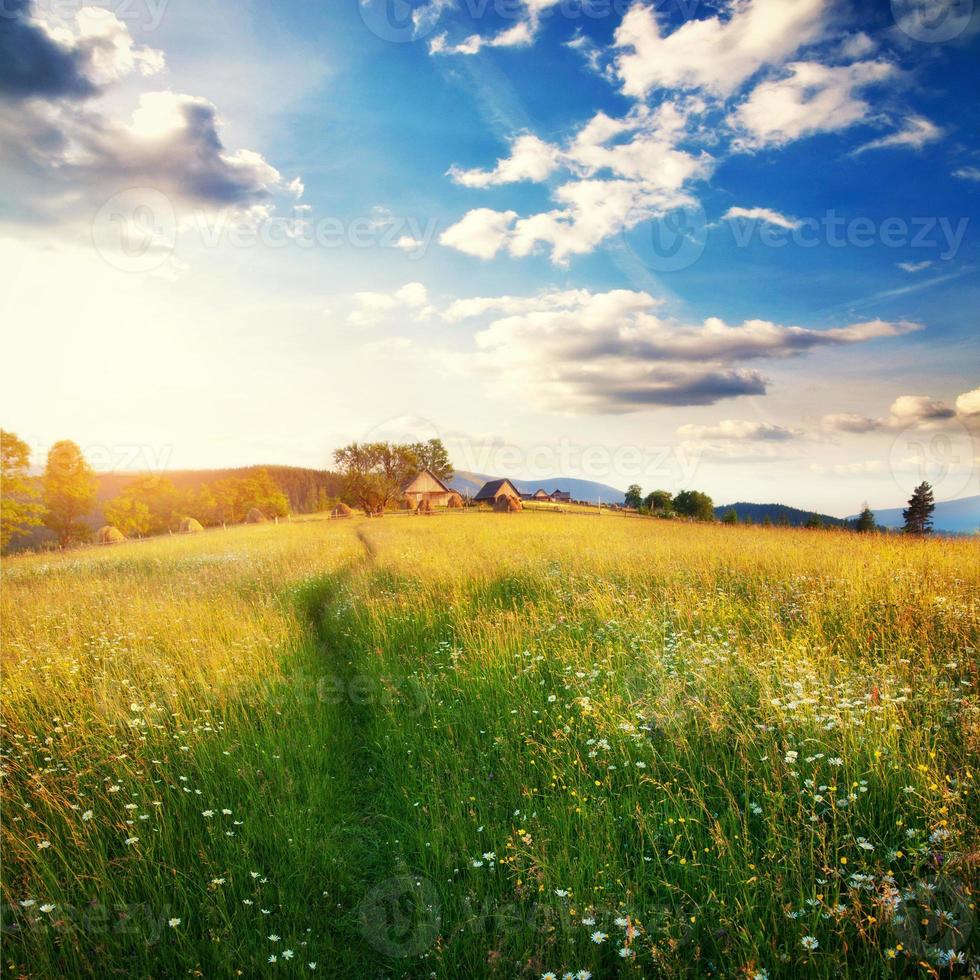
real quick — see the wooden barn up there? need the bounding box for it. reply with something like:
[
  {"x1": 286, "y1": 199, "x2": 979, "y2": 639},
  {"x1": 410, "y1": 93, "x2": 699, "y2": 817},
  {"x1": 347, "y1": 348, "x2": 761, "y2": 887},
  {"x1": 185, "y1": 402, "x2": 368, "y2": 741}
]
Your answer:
[
  {"x1": 474, "y1": 478, "x2": 522, "y2": 504},
  {"x1": 402, "y1": 468, "x2": 454, "y2": 508}
]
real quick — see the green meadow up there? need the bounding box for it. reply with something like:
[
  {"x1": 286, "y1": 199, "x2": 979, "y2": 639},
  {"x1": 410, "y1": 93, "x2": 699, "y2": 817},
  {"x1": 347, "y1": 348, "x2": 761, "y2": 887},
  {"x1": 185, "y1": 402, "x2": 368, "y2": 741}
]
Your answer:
[{"x1": 2, "y1": 513, "x2": 977, "y2": 978}]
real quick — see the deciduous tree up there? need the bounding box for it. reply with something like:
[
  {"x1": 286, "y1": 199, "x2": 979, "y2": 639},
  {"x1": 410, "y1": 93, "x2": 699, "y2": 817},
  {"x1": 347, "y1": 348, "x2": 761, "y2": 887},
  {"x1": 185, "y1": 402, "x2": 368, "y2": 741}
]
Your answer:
[
  {"x1": 43, "y1": 440, "x2": 97, "y2": 548},
  {"x1": 1, "y1": 429, "x2": 44, "y2": 550},
  {"x1": 409, "y1": 439, "x2": 454, "y2": 481},
  {"x1": 672, "y1": 489, "x2": 714, "y2": 521}
]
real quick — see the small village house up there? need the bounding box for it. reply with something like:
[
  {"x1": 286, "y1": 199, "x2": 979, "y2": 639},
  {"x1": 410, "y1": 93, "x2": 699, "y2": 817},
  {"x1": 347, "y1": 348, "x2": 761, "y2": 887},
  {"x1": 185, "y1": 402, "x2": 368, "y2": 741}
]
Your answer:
[
  {"x1": 474, "y1": 478, "x2": 522, "y2": 504},
  {"x1": 402, "y1": 468, "x2": 454, "y2": 508}
]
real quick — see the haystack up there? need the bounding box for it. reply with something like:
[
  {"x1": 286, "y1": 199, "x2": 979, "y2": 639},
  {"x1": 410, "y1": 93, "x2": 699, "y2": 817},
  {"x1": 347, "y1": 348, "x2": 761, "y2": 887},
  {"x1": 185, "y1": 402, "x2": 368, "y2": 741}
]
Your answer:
[
  {"x1": 245, "y1": 508, "x2": 266, "y2": 524},
  {"x1": 97, "y1": 525, "x2": 125, "y2": 544},
  {"x1": 493, "y1": 495, "x2": 522, "y2": 513},
  {"x1": 331, "y1": 502, "x2": 353, "y2": 519},
  {"x1": 179, "y1": 517, "x2": 204, "y2": 533},
  {"x1": 416, "y1": 498, "x2": 433, "y2": 515},
  {"x1": 447, "y1": 493, "x2": 464, "y2": 508}
]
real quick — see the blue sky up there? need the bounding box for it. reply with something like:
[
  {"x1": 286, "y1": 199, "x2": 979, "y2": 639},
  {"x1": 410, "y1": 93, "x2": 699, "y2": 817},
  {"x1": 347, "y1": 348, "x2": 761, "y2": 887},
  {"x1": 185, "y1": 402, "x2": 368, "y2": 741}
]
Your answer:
[{"x1": 1, "y1": 0, "x2": 978, "y2": 514}]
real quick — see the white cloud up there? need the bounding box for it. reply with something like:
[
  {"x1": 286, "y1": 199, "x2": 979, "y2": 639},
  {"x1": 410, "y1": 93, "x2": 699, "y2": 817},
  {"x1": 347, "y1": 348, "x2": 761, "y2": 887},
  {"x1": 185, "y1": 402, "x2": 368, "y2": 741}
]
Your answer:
[
  {"x1": 348, "y1": 282, "x2": 429, "y2": 325},
  {"x1": 889, "y1": 394, "x2": 956, "y2": 425},
  {"x1": 956, "y1": 387, "x2": 980, "y2": 418},
  {"x1": 456, "y1": 287, "x2": 919, "y2": 413},
  {"x1": 428, "y1": 0, "x2": 559, "y2": 55},
  {"x1": 0, "y1": 6, "x2": 299, "y2": 232},
  {"x1": 443, "y1": 288, "x2": 594, "y2": 322},
  {"x1": 393, "y1": 235, "x2": 423, "y2": 251},
  {"x1": 613, "y1": 0, "x2": 830, "y2": 99},
  {"x1": 853, "y1": 114, "x2": 943, "y2": 154},
  {"x1": 953, "y1": 166, "x2": 980, "y2": 181},
  {"x1": 442, "y1": 102, "x2": 711, "y2": 263},
  {"x1": 897, "y1": 260, "x2": 933, "y2": 272},
  {"x1": 677, "y1": 420, "x2": 800, "y2": 441},
  {"x1": 821, "y1": 387, "x2": 979, "y2": 434},
  {"x1": 722, "y1": 206, "x2": 801, "y2": 230},
  {"x1": 730, "y1": 60, "x2": 895, "y2": 149},
  {"x1": 449, "y1": 134, "x2": 561, "y2": 188},
  {"x1": 439, "y1": 207, "x2": 518, "y2": 259}
]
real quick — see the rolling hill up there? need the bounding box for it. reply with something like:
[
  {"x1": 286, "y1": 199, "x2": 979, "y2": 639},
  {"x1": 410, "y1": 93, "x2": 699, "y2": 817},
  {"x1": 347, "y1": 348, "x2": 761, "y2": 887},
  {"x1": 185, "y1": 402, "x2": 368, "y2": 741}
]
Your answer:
[
  {"x1": 449, "y1": 470, "x2": 625, "y2": 505},
  {"x1": 849, "y1": 494, "x2": 979, "y2": 534},
  {"x1": 713, "y1": 502, "x2": 849, "y2": 527}
]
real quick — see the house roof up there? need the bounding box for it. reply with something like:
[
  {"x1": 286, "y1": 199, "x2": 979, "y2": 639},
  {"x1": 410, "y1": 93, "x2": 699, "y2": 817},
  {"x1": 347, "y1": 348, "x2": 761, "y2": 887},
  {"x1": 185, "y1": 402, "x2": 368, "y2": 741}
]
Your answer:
[
  {"x1": 401, "y1": 468, "x2": 453, "y2": 494},
  {"x1": 474, "y1": 478, "x2": 521, "y2": 501}
]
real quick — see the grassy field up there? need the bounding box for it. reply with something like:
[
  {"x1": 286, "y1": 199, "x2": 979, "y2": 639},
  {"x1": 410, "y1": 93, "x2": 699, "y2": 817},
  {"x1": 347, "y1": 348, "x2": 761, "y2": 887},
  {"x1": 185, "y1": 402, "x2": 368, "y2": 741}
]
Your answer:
[{"x1": 2, "y1": 513, "x2": 977, "y2": 978}]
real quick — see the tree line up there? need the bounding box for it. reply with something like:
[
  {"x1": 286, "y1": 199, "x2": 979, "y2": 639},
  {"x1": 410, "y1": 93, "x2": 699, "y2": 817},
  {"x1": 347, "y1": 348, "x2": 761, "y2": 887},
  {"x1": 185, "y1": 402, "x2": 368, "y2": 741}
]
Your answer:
[
  {"x1": 622, "y1": 480, "x2": 938, "y2": 534},
  {"x1": 1, "y1": 431, "x2": 295, "y2": 551},
  {"x1": 622, "y1": 485, "x2": 717, "y2": 521}
]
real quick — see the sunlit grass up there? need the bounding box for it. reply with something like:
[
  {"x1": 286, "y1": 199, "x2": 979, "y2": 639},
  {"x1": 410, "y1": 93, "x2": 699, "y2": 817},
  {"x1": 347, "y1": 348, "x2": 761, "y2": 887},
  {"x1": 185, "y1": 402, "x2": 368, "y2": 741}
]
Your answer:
[{"x1": 2, "y1": 513, "x2": 977, "y2": 977}]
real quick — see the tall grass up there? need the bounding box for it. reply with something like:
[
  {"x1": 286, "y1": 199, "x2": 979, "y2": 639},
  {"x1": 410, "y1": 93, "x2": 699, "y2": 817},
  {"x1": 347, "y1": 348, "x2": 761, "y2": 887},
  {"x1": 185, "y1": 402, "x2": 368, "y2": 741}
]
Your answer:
[{"x1": 2, "y1": 514, "x2": 977, "y2": 977}]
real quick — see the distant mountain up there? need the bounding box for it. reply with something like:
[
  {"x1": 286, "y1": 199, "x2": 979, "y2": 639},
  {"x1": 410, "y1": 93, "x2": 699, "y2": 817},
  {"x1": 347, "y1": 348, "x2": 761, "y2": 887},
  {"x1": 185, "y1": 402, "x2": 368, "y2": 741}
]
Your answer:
[
  {"x1": 714, "y1": 502, "x2": 849, "y2": 528},
  {"x1": 450, "y1": 470, "x2": 625, "y2": 505},
  {"x1": 848, "y1": 494, "x2": 979, "y2": 534}
]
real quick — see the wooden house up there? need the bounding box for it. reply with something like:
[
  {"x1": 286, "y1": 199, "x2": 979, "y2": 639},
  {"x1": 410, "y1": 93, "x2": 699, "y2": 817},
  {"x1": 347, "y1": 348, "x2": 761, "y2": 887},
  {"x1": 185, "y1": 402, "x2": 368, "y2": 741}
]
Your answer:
[
  {"x1": 474, "y1": 478, "x2": 523, "y2": 503},
  {"x1": 401, "y1": 468, "x2": 454, "y2": 507}
]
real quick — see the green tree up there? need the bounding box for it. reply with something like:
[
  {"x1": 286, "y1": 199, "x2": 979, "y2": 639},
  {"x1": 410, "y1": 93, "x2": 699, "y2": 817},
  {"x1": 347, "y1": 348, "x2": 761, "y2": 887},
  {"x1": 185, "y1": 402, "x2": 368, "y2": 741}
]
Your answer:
[
  {"x1": 644, "y1": 489, "x2": 673, "y2": 513},
  {"x1": 334, "y1": 442, "x2": 420, "y2": 515},
  {"x1": 804, "y1": 514, "x2": 824, "y2": 529},
  {"x1": 1, "y1": 430, "x2": 44, "y2": 551},
  {"x1": 409, "y1": 439, "x2": 454, "y2": 481},
  {"x1": 113, "y1": 476, "x2": 181, "y2": 534},
  {"x1": 241, "y1": 469, "x2": 290, "y2": 519},
  {"x1": 184, "y1": 484, "x2": 219, "y2": 526},
  {"x1": 104, "y1": 495, "x2": 152, "y2": 537},
  {"x1": 624, "y1": 484, "x2": 643, "y2": 509},
  {"x1": 902, "y1": 482, "x2": 935, "y2": 535},
  {"x1": 672, "y1": 489, "x2": 715, "y2": 521},
  {"x1": 43, "y1": 440, "x2": 97, "y2": 548},
  {"x1": 722, "y1": 508, "x2": 739, "y2": 524},
  {"x1": 855, "y1": 505, "x2": 876, "y2": 533}
]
